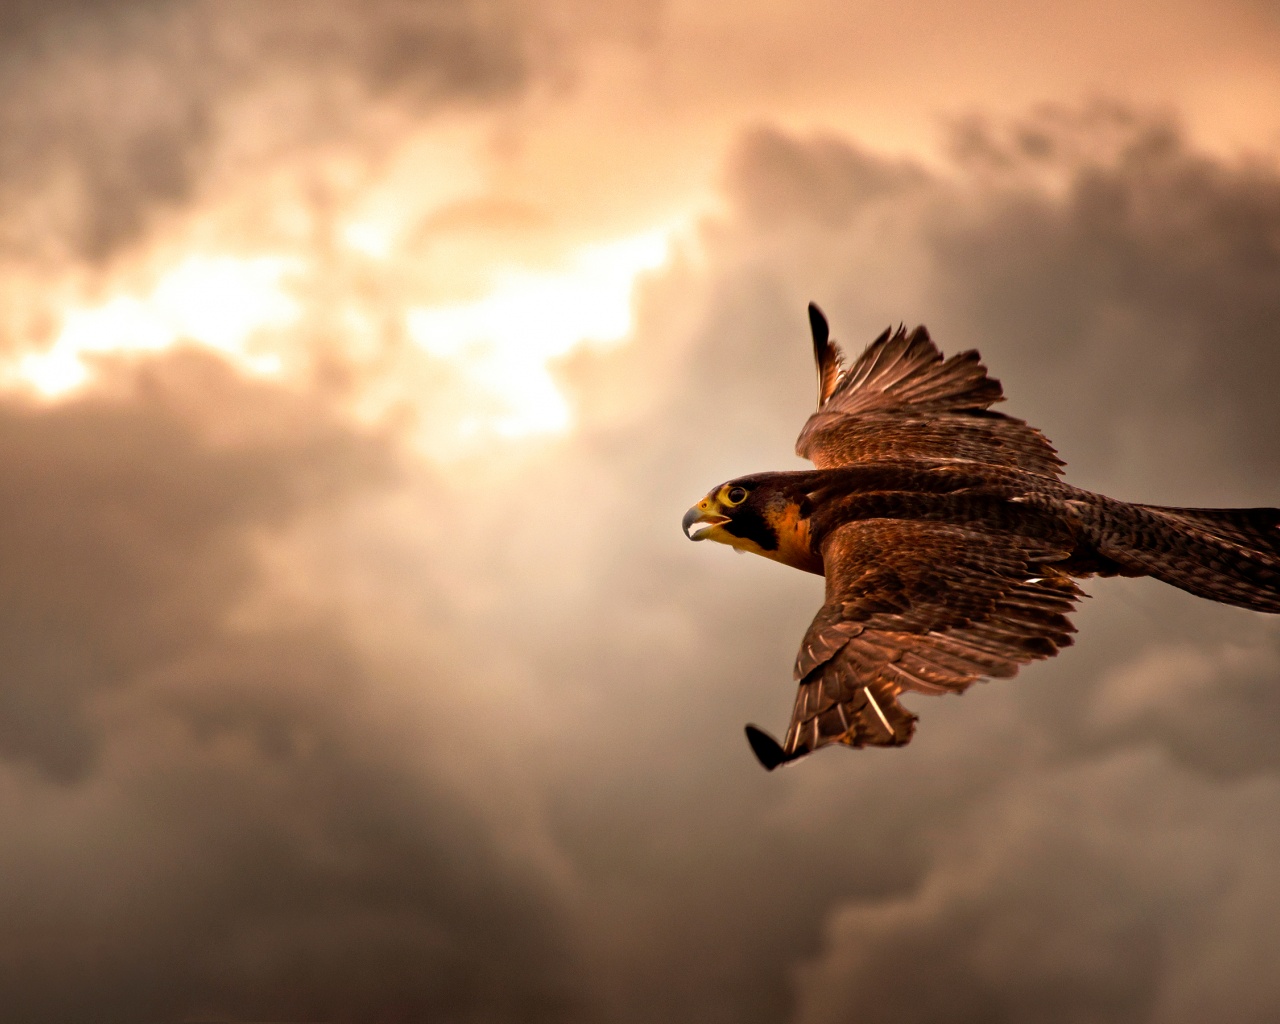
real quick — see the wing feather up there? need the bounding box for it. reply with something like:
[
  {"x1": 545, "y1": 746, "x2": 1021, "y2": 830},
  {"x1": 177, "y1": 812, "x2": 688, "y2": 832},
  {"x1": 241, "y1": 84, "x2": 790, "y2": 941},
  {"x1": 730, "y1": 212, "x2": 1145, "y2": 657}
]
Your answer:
[
  {"x1": 754, "y1": 518, "x2": 1080, "y2": 766},
  {"x1": 795, "y1": 308, "x2": 1063, "y2": 477}
]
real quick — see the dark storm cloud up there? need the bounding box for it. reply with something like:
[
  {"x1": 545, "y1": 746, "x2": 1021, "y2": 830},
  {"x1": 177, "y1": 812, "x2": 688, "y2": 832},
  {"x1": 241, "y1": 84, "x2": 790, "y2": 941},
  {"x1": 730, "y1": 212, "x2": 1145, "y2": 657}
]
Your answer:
[
  {"x1": 6, "y1": 99, "x2": 1280, "y2": 1021},
  {"x1": 661, "y1": 110, "x2": 1280, "y2": 1023},
  {"x1": 726, "y1": 125, "x2": 931, "y2": 230},
  {"x1": 793, "y1": 747, "x2": 1280, "y2": 1024},
  {"x1": 0, "y1": 350, "x2": 391, "y2": 780},
  {"x1": 712, "y1": 108, "x2": 1280, "y2": 496},
  {"x1": 0, "y1": 0, "x2": 547, "y2": 266},
  {"x1": 930, "y1": 103, "x2": 1280, "y2": 497},
  {"x1": 0, "y1": 354, "x2": 586, "y2": 1021},
  {"x1": 1086, "y1": 619, "x2": 1280, "y2": 780}
]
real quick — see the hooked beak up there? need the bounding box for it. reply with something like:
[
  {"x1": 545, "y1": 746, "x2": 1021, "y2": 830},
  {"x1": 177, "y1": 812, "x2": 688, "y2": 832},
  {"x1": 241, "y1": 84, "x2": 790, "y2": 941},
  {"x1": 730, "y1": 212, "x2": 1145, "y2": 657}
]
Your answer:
[{"x1": 682, "y1": 502, "x2": 730, "y2": 541}]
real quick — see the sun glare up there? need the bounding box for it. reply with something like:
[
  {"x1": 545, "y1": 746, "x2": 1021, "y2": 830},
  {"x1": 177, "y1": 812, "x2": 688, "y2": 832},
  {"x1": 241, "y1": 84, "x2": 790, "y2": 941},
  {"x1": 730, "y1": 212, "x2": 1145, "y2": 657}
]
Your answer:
[
  {"x1": 8, "y1": 222, "x2": 675, "y2": 455},
  {"x1": 342, "y1": 220, "x2": 394, "y2": 260},
  {"x1": 16, "y1": 255, "x2": 300, "y2": 396},
  {"x1": 406, "y1": 228, "x2": 671, "y2": 439}
]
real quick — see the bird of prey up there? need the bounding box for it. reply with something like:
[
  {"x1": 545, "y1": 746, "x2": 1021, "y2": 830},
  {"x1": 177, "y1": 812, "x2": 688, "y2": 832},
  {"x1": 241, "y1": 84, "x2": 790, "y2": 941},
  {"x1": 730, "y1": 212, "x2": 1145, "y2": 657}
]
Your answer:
[{"x1": 682, "y1": 305, "x2": 1280, "y2": 769}]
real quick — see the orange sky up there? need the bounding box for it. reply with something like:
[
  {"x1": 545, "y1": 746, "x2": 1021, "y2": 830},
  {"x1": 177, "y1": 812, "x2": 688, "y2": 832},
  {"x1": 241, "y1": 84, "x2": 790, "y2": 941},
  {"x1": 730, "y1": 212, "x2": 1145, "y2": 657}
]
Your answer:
[
  {"x1": 3, "y1": 2, "x2": 1280, "y2": 1021},
  {"x1": 10, "y1": 0, "x2": 1280, "y2": 449}
]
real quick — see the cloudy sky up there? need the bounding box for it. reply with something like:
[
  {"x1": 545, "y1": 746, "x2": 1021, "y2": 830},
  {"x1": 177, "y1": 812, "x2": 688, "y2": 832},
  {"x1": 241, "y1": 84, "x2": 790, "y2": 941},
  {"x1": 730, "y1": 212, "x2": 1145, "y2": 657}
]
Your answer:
[{"x1": 2, "y1": 1, "x2": 1280, "y2": 1021}]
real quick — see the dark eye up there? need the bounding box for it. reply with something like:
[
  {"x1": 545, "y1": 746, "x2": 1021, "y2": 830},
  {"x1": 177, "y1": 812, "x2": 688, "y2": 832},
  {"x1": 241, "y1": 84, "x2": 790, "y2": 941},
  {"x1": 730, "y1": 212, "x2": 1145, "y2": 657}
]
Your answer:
[{"x1": 727, "y1": 486, "x2": 747, "y2": 504}]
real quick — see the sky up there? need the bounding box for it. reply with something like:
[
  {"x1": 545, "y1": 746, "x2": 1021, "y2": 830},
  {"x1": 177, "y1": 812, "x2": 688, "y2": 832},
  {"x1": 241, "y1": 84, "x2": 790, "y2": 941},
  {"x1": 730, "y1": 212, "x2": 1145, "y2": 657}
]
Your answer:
[{"x1": 2, "y1": 1, "x2": 1280, "y2": 1021}]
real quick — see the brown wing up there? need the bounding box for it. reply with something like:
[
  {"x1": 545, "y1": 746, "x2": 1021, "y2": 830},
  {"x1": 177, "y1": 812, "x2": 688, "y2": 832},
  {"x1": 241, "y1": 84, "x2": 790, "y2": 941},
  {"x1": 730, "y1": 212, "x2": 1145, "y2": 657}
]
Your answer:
[
  {"x1": 795, "y1": 305, "x2": 1063, "y2": 477},
  {"x1": 745, "y1": 517, "x2": 1081, "y2": 769}
]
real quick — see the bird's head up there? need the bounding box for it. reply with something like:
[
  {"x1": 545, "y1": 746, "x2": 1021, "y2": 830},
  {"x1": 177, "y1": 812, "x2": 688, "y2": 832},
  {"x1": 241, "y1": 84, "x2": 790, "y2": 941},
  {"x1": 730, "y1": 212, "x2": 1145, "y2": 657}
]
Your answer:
[{"x1": 681, "y1": 473, "x2": 823, "y2": 574}]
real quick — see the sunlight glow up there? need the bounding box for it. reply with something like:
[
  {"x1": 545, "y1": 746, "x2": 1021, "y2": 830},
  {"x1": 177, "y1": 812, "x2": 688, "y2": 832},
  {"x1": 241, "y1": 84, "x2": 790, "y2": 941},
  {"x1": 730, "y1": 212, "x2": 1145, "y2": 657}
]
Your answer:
[
  {"x1": 5, "y1": 221, "x2": 676, "y2": 458},
  {"x1": 406, "y1": 228, "x2": 670, "y2": 439},
  {"x1": 16, "y1": 255, "x2": 300, "y2": 396},
  {"x1": 342, "y1": 220, "x2": 394, "y2": 259}
]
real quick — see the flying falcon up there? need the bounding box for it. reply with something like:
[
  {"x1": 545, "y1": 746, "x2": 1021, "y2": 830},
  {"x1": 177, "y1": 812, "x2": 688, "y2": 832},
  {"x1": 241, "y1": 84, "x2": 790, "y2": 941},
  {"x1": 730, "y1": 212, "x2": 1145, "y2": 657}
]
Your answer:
[{"x1": 682, "y1": 305, "x2": 1280, "y2": 769}]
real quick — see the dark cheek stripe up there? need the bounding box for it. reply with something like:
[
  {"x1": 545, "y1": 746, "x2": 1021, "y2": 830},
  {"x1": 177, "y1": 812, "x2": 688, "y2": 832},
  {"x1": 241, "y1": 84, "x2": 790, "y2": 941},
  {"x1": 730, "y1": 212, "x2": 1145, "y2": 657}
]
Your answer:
[{"x1": 726, "y1": 507, "x2": 779, "y2": 550}]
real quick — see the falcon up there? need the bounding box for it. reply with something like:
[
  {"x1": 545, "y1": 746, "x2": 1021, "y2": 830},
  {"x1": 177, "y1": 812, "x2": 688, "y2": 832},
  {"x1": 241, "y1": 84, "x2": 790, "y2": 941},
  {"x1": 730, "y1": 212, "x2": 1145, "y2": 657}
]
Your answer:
[{"x1": 682, "y1": 305, "x2": 1280, "y2": 769}]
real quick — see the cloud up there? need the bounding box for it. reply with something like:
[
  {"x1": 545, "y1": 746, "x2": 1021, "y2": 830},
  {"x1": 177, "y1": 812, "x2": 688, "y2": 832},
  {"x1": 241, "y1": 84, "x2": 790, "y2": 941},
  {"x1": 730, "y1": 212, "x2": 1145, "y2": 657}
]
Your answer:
[
  {"x1": 1087, "y1": 626, "x2": 1280, "y2": 780},
  {"x1": 793, "y1": 750, "x2": 1280, "y2": 1024},
  {"x1": 701, "y1": 107, "x2": 1280, "y2": 498},
  {"x1": 0, "y1": 349, "x2": 393, "y2": 779},
  {"x1": 0, "y1": 352, "x2": 589, "y2": 1021},
  {"x1": 656, "y1": 108, "x2": 1280, "y2": 1023},
  {"x1": 3, "y1": 92, "x2": 1280, "y2": 1021},
  {"x1": 0, "y1": 0, "x2": 627, "y2": 269},
  {"x1": 928, "y1": 103, "x2": 1280, "y2": 497}
]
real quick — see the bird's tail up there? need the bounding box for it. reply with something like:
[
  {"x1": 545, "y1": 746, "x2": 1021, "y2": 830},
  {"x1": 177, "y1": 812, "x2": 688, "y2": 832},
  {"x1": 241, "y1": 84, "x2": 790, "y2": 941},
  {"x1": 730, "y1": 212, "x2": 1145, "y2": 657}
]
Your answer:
[{"x1": 1082, "y1": 498, "x2": 1280, "y2": 613}]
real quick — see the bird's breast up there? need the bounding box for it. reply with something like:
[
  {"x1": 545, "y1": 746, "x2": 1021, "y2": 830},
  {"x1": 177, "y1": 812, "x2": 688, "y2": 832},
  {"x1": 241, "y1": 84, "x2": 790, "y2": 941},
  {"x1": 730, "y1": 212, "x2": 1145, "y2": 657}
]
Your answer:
[{"x1": 766, "y1": 502, "x2": 824, "y2": 575}]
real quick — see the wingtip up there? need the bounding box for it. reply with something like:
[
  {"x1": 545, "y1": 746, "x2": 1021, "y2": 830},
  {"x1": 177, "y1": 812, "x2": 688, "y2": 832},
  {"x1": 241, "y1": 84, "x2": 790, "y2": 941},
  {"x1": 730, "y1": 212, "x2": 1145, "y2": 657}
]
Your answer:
[
  {"x1": 745, "y1": 724, "x2": 789, "y2": 771},
  {"x1": 807, "y1": 303, "x2": 829, "y2": 346}
]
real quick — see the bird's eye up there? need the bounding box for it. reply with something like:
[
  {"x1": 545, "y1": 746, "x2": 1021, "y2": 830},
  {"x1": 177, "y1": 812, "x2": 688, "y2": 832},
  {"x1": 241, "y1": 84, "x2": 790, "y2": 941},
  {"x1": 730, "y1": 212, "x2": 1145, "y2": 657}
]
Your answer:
[{"x1": 727, "y1": 486, "x2": 748, "y2": 504}]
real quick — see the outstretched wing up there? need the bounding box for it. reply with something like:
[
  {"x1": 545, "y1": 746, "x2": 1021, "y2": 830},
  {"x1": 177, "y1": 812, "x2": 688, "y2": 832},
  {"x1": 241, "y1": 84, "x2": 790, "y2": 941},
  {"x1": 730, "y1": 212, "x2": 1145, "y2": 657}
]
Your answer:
[
  {"x1": 795, "y1": 304, "x2": 1063, "y2": 477},
  {"x1": 746, "y1": 517, "x2": 1081, "y2": 769}
]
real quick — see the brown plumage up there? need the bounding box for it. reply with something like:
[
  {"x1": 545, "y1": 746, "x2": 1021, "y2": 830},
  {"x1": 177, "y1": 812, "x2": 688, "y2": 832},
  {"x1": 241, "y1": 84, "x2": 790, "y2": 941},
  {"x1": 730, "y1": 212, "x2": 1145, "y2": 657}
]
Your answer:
[{"x1": 681, "y1": 304, "x2": 1280, "y2": 769}]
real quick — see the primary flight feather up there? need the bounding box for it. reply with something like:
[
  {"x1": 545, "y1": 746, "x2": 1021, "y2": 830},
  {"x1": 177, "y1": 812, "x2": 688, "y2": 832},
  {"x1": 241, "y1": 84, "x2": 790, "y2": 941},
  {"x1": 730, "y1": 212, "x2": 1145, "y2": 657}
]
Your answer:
[{"x1": 682, "y1": 304, "x2": 1280, "y2": 769}]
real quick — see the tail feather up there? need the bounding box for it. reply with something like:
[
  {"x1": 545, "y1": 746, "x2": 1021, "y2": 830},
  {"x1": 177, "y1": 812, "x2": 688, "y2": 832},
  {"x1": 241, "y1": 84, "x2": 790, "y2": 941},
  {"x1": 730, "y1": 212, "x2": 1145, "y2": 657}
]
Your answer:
[
  {"x1": 1084, "y1": 500, "x2": 1280, "y2": 613},
  {"x1": 1135, "y1": 505, "x2": 1280, "y2": 560}
]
